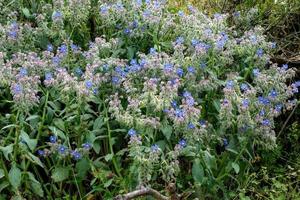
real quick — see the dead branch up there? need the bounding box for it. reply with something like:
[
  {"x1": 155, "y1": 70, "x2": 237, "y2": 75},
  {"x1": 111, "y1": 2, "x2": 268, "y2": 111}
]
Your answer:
[{"x1": 114, "y1": 187, "x2": 169, "y2": 200}]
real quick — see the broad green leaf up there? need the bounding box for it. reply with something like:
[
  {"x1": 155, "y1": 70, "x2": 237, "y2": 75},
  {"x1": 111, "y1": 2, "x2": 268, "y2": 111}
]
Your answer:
[
  {"x1": 0, "y1": 169, "x2": 4, "y2": 179},
  {"x1": 26, "y1": 115, "x2": 39, "y2": 121},
  {"x1": 0, "y1": 181, "x2": 9, "y2": 192},
  {"x1": 8, "y1": 164, "x2": 21, "y2": 189},
  {"x1": 203, "y1": 150, "x2": 217, "y2": 170},
  {"x1": 104, "y1": 179, "x2": 113, "y2": 188},
  {"x1": 231, "y1": 162, "x2": 240, "y2": 174},
  {"x1": 51, "y1": 167, "x2": 70, "y2": 182},
  {"x1": 0, "y1": 144, "x2": 13, "y2": 160},
  {"x1": 192, "y1": 158, "x2": 204, "y2": 184},
  {"x1": 48, "y1": 126, "x2": 66, "y2": 140},
  {"x1": 160, "y1": 125, "x2": 172, "y2": 140},
  {"x1": 93, "y1": 117, "x2": 104, "y2": 130},
  {"x1": 20, "y1": 130, "x2": 37, "y2": 151}
]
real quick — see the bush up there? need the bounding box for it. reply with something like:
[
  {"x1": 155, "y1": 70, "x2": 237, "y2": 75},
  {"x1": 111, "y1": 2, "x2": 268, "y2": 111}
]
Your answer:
[{"x1": 0, "y1": 0, "x2": 299, "y2": 199}]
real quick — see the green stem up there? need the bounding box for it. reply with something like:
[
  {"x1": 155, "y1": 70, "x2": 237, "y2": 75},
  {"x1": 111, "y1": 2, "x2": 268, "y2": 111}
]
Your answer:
[
  {"x1": 103, "y1": 102, "x2": 122, "y2": 178},
  {"x1": 37, "y1": 90, "x2": 49, "y2": 142},
  {"x1": 13, "y1": 110, "x2": 21, "y2": 162}
]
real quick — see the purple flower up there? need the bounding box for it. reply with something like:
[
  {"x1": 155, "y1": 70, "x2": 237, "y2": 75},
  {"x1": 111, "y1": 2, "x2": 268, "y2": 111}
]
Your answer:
[
  {"x1": 275, "y1": 104, "x2": 283, "y2": 112},
  {"x1": 52, "y1": 56, "x2": 60, "y2": 66},
  {"x1": 171, "y1": 100, "x2": 177, "y2": 108},
  {"x1": 71, "y1": 150, "x2": 82, "y2": 160},
  {"x1": 128, "y1": 128, "x2": 136, "y2": 137},
  {"x1": 282, "y1": 64, "x2": 288, "y2": 70},
  {"x1": 49, "y1": 135, "x2": 57, "y2": 143},
  {"x1": 259, "y1": 109, "x2": 265, "y2": 116},
  {"x1": 124, "y1": 28, "x2": 131, "y2": 35},
  {"x1": 58, "y1": 44, "x2": 68, "y2": 54},
  {"x1": 178, "y1": 139, "x2": 187, "y2": 148},
  {"x1": 164, "y1": 63, "x2": 173, "y2": 73},
  {"x1": 112, "y1": 76, "x2": 120, "y2": 84},
  {"x1": 175, "y1": 108, "x2": 185, "y2": 118}
]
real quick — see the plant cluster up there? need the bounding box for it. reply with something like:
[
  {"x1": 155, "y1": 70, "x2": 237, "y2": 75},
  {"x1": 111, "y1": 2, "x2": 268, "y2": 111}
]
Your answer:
[{"x1": 0, "y1": 0, "x2": 299, "y2": 199}]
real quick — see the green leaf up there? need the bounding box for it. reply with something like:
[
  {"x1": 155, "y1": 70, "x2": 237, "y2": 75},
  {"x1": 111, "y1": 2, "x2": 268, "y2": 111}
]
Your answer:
[
  {"x1": 48, "y1": 126, "x2": 66, "y2": 140},
  {"x1": 20, "y1": 130, "x2": 37, "y2": 151},
  {"x1": 0, "y1": 181, "x2": 9, "y2": 192},
  {"x1": 26, "y1": 152, "x2": 44, "y2": 168},
  {"x1": 192, "y1": 158, "x2": 204, "y2": 184},
  {"x1": 160, "y1": 125, "x2": 172, "y2": 140},
  {"x1": 231, "y1": 162, "x2": 240, "y2": 174},
  {"x1": 93, "y1": 117, "x2": 104, "y2": 130},
  {"x1": 203, "y1": 150, "x2": 217, "y2": 170},
  {"x1": 105, "y1": 154, "x2": 113, "y2": 162},
  {"x1": 8, "y1": 164, "x2": 22, "y2": 189},
  {"x1": 51, "y1": 167, "x2": 70, "y2": 182},
  {"x1": 76, "y1": 158, "x2": 90, "y2": 179},
  {"x1": 0, "y1": 169, "x2": 4, "y2": 179},
  {"x1": 26, "y1": 115, "x2": 39, "y2": 121},
  {"x1": 27, "y1": 172, "x2": 44, "y2": 197},
  {"x1": 0, "y1": 144, "x2": 13, "y2": 160},
  {"x1": 104, "y1": 179, "x2": 113, "y2": 188},
  {"x1": 22, "y1": 8, "x2": 31, "y2": 18}
]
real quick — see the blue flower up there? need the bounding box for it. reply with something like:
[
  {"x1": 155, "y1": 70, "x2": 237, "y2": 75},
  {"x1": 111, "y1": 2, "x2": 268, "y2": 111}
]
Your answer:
[
  {"x1": 177, "y1": 68, "x2": 184, "y2": 77},
  {"x1": 45, "y1": 72, "x2": 53, "y2": 80},
  {"x1": 52, "y1": 11, "x2": 63, "y2": 21},
  {"x1": 249, "y1": 35, "x2": 257, "y2": 44},
  {"x1": 128, "y1": 128, "x2": 136, "y2": 137},
  {"x1": 259, "y1": 109, "x2": 265, "y2": 116},
  {"x1": 175, "y1": 36, "x2": 184, "y2": 45},
  {"x1": 164, "y1": 63, "x2": 173, "y2": 73},
  {"x1": 200, "y1": 63, "x2": 207, "y2": 69},
  {"x1": 271, "y1": 42, "x2": 276, "y2": 49},
  {"x1": 112, "y1": 76, "x2": 120, "y2": 84},
  {"x1": 19, "y1": 68, "x2": 28, "y2": 76},
  {"x1": 171, "y1": 100, "x2": 177, "y2": 108},
  {"x1": 275, "y1": 104, "x2": 283, "y2": 112},
  {"x1": 175, "y1": 108, "x2": 185, "y2": 118},
  {"x1": 124, "y1": 28, "x2": 131, "y2": 35},
  {"x1": 75, "y1": 67, "x2": 83, "y2": 77},
  {"x1": 100, "y1": 6, "x2": 108, "y2": 14},
  {"x1": 253, "y1": 68, "x2": 260, "y2": 77},
  {"x1": 268, "y1": 89, "x2": 277, "y2": 99},
  {"x1": 258, "y1": 96, "x2": 270, "y2": 106},
  {"x1": 49, "y1": 135, "x2": 57, "y2": 143},
  {"x1": 187, "y1": 66, "x2": 195, "y2": 74},
  {"x1": 282, "y1": 64, "x2": 288, "y2": 70},
  {"x1": 242, "y1": 99, "x2": 250, "y2": 108},
  {"x1": 13, "y1": 84, "x2": 22, "y2": 95},
  {"x1": 223, "y1": 138, "x2": 228, "y2": 147},
  {"x1": 71, "y1": 150, "x2": 82, "y2": 160},
  {"x1": 57, "y1": 145, "x2": 67, "y2": 154},
  {"x1": 191, "y1": 39, "x2": 199, "y2": 47},
  {"x1": 37, "y1": 150, "x2": 45, "y2": 156},
  {"x1": 178, "y1": 139, "x2": 187, "y2": 148},
  {"x1": 186, "y1": 97, "x2": 195, "y2": 106},
  {"x1": 256, "y1": 48, "x2": 264, "y2": 57},
  {"x1": 262, "y1": 119, "x2": 270, "y2": 126},
  {"x1": 82, "y1": 143, "x2": 92, "y2": 150},
  {"x1": 71, "y1": 44, "x2": 78, "y2": 51},
  {"x1": 149, "y1": 47, "x2": 156, "y2": 54},
  {"x1": 58, "y1": 44, "x2": 68, "y2": 54},
  {"x1": 188, "y1": 122, "x2": 195, "y2": 129},
  {"x1": 52, "y1": 56, "x2": 60, "y2": 65},
  {"x1": 47, "y1": 44, "x2": 54, "y2": 52},
  {"x1": 183, "y1": 91, "x2": 191, "y2": 98},
  {"x1": 178, "y1": 10, "x2": 184, "y2": 17},
  {"x1": 240, "y1": 83, "x2": 249, "y2": 92},
  {"x1": 199, "y1": 119, "x2": 207, "y2": 128},
  {"x1": 226, "y1": 80, "x2": 234, "y2": 89},
  {"x1": 151, "y1": 144, "x2": 160, "y2": 152},
  {"x1": 93, "y1": 88, "x2": 98, "y2": 95},
  {"x1": 85, "y1": 80, "x2": 93, "y2": 89}
]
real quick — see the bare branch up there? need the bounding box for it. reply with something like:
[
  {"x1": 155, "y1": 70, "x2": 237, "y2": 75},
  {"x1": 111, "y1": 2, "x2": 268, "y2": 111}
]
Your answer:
[{"x1": 114, "y1": 187, "x2": 169, "y2": 200}]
